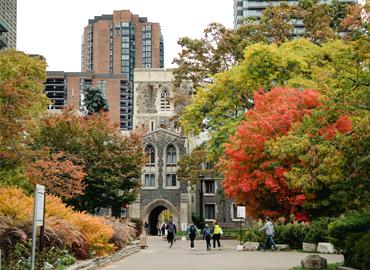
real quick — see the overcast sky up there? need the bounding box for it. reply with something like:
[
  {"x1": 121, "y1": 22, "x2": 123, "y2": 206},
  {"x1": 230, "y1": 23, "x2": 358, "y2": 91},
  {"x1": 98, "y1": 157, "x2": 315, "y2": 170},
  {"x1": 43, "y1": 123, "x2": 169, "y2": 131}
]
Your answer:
[{"x1": 17, "y1": 0, "x2": 233, "y2": 72}]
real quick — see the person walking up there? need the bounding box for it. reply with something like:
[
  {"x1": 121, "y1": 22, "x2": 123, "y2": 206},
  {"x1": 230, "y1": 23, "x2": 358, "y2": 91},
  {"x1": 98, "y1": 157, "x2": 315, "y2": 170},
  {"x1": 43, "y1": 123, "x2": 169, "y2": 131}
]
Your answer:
[
  {"x1": 203, "y1": 224, "x2": 212, "y2": 251},
  {"x1": 187, "y1": 220, "x2": 198, "y2": 249},
  {"x1": 161, "y1": 222, "x2": 166, "y2": 237},
  {"x1": 212, "y1": 221, "x2": 223, "y2": 250},
  {"x1": 258, "y1": 217, "x2": 277, "y2": 251},
  {"x1": 144, "y1": 221, "x2": 149, "y2": 235},
  {"x1": 166, "y1": 218, "x2": 177, "y2": 248}
]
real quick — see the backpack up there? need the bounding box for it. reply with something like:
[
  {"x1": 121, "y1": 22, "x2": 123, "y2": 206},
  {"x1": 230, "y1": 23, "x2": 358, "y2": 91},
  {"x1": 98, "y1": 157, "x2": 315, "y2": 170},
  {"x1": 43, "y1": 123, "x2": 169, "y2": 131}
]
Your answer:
[
  {"x1": 167, "y1": 223, "x2": 175, "y2": 234},
  {"x1": 204, "y1": 228, "x2": 211, "y2": 237},
  {"x1": 189, "y1": 224, "x2": 196, "y2": 235}
]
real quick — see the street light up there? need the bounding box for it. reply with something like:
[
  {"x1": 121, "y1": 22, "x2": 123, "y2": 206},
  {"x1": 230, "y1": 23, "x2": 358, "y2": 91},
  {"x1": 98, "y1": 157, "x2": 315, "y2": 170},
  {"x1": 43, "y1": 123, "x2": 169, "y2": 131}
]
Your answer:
[{"x1": 199, "y1": 162, "x2": 206, "y2": 229}]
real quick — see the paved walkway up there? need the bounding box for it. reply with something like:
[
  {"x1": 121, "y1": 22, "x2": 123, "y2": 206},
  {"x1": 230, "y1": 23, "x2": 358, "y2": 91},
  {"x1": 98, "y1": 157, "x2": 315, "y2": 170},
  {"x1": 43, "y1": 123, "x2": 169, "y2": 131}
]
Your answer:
[{"x1": 101, "y1": 236, "x2": 343, "y2": 270}]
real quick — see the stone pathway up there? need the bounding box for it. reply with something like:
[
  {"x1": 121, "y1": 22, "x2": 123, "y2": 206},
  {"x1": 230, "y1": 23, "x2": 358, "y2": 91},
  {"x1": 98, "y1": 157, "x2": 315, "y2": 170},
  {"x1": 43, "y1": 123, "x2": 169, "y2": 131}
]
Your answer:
[{"x1": 100, "y1": 236, "x2": 343, "y2": 270}]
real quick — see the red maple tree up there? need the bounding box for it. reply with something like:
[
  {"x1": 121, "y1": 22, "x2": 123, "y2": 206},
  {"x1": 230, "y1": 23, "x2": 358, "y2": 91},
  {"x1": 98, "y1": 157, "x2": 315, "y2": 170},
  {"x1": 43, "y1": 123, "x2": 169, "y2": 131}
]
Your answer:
[{"x1": 221, "y1": 87, "x2": 320, "y2": 220}]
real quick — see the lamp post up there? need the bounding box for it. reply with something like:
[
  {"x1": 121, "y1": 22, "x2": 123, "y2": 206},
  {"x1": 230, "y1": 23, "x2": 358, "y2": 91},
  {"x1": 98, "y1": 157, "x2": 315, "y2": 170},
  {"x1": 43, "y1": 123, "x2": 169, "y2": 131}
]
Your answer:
[{"x1": 199, "y1": 162, "x2": 206, "y2": 229}]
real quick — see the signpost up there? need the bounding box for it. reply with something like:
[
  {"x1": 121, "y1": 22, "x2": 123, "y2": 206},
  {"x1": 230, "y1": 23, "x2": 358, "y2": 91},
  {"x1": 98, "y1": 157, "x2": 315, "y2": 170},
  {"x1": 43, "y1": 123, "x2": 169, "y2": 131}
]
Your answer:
[
  {"x1": 31, "y1": 184, "x2": 45, "y2": 270},
  {"x1": 237, "y1": 206, "x2": 246, "y2": 245}
]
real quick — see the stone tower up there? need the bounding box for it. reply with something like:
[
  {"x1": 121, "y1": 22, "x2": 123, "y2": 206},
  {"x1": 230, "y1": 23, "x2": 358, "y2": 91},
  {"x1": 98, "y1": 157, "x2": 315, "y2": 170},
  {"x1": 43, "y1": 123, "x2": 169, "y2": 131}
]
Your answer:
[{"x1": 130, "y1": 68, "x2": 192, "y2": 234}]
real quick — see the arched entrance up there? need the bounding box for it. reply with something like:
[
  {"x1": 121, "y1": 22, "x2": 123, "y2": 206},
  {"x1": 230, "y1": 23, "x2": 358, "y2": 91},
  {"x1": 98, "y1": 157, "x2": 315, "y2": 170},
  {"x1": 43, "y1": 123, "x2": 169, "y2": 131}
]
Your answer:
[
  {"x1": 148, "y1": 206, "x2": 167, "y2": 235},
  {"x1": 142, "y1": 199, "x2": 180, "y2": 236}
]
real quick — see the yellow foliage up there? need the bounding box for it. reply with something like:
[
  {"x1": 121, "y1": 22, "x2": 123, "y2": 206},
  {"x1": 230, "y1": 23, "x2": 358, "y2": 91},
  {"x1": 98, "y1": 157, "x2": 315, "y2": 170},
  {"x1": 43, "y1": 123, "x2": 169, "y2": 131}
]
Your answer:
[
  {"x1": 0, "y1": 187, "x2": 33, "y2": 222},
  {"x1": 67, "y1": 212, "x2": 115, "y2": 256},
  {"x1": 45, "y1": 194, "x2": 74, "y2": 219}
]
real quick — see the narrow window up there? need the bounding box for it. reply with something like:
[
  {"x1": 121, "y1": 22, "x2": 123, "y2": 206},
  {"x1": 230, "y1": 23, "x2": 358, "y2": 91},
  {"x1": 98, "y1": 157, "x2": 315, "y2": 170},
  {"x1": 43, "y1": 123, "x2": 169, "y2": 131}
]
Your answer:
[
  {"x1": 145, "y1": 145, "x2": 155, "y2": 165},
  {"x1": 205, "y1": 204, "x2": 216, "y2": 220},
  {"x1": 166, "y1": 145, "x2": 177, "y2": 164}
]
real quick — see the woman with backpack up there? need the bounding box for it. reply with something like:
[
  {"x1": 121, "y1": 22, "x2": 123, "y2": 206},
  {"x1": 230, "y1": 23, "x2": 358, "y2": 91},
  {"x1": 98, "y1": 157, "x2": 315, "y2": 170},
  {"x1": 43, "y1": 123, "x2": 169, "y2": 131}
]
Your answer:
[
  {"x1": 203, "y1": 224, "x2": 212, "y2": 251},
  {"x1": 187, "y1": 220, "x2": 198, "y2": 249}
]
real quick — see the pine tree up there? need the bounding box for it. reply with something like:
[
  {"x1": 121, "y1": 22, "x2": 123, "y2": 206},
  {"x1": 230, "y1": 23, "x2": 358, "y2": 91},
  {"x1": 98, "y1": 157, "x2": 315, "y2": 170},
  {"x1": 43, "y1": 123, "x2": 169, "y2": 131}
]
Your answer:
[{"x1": 82, "y1": 85, "x2": 109, "y2": 115}]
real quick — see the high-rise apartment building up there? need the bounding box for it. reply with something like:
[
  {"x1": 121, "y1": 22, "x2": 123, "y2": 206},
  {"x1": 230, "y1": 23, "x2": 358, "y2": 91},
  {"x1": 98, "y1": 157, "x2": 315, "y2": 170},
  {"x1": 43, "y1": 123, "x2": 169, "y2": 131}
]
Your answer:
[
  {"x1": 81, "y1": 10, "x2": 164, "y2": 79},
  {"x1": 233, "y1": 0, "x2": 360, "y2": 29},
  {"x1": 0, "y1": 0, "x2": 17, "y2": 49},
  {"x1": 78, "y1": 10, "x2": 164, "y2": 130}
]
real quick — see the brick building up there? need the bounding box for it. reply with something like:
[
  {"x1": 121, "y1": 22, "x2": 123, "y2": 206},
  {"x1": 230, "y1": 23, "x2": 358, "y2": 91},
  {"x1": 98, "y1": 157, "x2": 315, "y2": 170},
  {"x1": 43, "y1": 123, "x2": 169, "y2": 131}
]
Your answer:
[{"x1": 45, "y1": 71, "x2": 131, "y2": 128}]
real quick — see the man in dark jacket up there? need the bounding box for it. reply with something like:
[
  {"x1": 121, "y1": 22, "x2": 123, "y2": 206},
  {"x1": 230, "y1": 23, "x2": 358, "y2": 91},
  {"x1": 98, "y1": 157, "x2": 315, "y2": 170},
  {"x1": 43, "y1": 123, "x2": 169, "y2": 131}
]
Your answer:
[
  {"x1": 187, "y1": 220, "x2": 198, "y2": 249},
  {"x1": 166, "y1": 218, "x2": 177, "y2": 248}
]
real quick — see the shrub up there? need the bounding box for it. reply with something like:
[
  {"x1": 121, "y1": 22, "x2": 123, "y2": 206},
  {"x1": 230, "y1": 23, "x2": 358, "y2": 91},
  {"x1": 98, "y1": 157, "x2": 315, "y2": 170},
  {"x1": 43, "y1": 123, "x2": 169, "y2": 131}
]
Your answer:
[
  {"x1": 3, "y1": 240, "x2": 75, "y2": 270},
  {"x1": 47, "y1": 217, "x2": 90, "y2": 259},
  {"x1": 328, "y1": 211, "x2": 370, "y2": 270},
  {"x1": 277, "y1": 222, "x2": 307, "y2": 249},
  {"x1": 303, "y1": 217, "x2": 335, "y2": 244},
  {"x1": 130, "y1": 218, "x2": 143, "y2": 238},
  {"x1": 45, "y1": 194, "x2": 74, "y2": 219},
  {"x1": 68, "y1": 212, "x2": 115, "y2": 256},
  {"x1": 0, "y1": 187, "x2": 32, "y2": 222},
  {"x1": 104, "y1": 217, "x2": 136, "y2": 249}
]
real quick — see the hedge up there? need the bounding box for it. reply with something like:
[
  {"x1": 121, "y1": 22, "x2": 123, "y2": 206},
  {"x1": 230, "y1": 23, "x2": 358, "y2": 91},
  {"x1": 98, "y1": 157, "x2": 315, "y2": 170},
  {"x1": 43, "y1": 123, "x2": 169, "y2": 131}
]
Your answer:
[{"x1": 328, "y1": 211, "x2": 370, "y2": 270}]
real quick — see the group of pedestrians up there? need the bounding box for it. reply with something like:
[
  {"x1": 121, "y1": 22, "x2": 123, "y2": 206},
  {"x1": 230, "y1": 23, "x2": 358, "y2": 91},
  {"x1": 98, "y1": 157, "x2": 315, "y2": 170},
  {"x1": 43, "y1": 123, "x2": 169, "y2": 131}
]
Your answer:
[
  {"x1": 155, "y1": 217, "x2": 277, "y2": 252},
  {"x1": 186, "y1": 220, "x2": 223, "y2": 251}
]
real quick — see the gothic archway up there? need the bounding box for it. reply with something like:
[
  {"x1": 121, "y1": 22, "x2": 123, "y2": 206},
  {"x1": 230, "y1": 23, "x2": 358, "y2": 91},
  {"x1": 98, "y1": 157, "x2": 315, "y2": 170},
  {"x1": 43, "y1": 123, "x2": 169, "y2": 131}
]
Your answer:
[
  {"x1": 142, "y1": 199, "x2": 180, "y2": 235},
  {"x1": 148, "y1": 205, "x2": 167, "y2": 235}
]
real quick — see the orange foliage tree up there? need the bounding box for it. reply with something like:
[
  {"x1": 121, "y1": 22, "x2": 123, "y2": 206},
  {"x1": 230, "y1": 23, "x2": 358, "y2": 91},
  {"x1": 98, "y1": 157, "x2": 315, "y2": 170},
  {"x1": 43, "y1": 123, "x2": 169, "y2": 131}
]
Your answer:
[
  {"x1": 221, "y1": 87, "x2": 320, "y2": 220},
  {"x1": 34, "y1": 108, "x2": 145, "y2": 215},
  {"x1": 26, "y1": 152, "x2": 85, "y2": 201}
]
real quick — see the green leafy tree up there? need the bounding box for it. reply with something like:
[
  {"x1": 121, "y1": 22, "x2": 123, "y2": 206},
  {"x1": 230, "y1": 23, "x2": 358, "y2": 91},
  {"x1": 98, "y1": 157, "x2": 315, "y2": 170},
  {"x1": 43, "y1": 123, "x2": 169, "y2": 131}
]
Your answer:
[
  {"x1": 179, "y1": 39, "x2": 369, "y2": 162},
  {"x1": 0, "y1": 50, "x2": 49, "y2": 190},
  {"x1": 83, "y1": 85, "x2": 109, "y2": 115},
  {"x1": 177, "y1": 145, "x2": 212, "y2": 186}
]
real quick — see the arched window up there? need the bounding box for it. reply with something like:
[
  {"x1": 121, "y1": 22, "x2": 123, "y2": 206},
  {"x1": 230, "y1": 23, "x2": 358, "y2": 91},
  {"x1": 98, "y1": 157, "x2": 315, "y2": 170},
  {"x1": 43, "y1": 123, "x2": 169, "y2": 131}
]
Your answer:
[
  {"x1": 145, "y1": 145, "x2": 155, "y2": 165},
  {"x1": 160, "y1": 89, "x2": 170, "y2": 111},
  {"x1": 166, "y1": 145, "x2": 177, "y2": 164}
]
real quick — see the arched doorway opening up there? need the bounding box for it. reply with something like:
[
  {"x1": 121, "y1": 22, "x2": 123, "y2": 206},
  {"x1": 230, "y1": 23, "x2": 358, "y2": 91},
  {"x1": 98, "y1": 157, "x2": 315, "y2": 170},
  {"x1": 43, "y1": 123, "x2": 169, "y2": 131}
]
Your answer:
[
  {"x1": 148, "y1": 206, "x2": 167, "y2": 235},
  {"x1": 143, "y1": 199, "x2": 180, "y2": 235}
]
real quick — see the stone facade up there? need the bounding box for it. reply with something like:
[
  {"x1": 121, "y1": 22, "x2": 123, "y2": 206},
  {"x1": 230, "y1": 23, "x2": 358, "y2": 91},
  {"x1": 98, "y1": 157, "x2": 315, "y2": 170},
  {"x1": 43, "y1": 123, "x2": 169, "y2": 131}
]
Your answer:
[{"x1": 130, "y1": 68, "x2": 241, "y2": 233}]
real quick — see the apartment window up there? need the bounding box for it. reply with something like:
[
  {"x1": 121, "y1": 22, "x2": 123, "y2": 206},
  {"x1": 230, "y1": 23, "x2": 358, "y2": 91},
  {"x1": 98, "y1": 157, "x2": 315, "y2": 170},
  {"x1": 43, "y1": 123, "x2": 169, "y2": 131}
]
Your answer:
[
  {"x1": 160, "y1": 89, "x2": 170, "y2": 111},
  {"x1": 166, "y1": 174, "x2": 177, "y2": 187},
  {"x1": 121, "y1": 67, "x2": 130, "y2": 73},
  {"x1": 121, "y1": 22, "x2": 129, "y2": 27},
  {"x1": 146, "y1": 46, "x2": 151, "y2": 51},
  {"x1": 205, "y1": 204, "x2": 216, "y2": 220},
  {"x1": 205, "y1": 180, "x2": 216, "y2": 194},
  {"x1": 145, "y1": 145, "x2": 155, "y2": 165},
  {"x1": 166, "y1": 145, "x2": 177, "y2": 164},
  {"x1": 122, "y1": 55, "x2": 129, "y2": 60},
  {"x1": 144, "y1": 174, "x2": 155, "y2": 187},
  {"x1": 122, "y1": 43, "x2": 129, "y2": 48},
  {"x1": 150, "y1": 120, "x2": 155, "y2": 132}
]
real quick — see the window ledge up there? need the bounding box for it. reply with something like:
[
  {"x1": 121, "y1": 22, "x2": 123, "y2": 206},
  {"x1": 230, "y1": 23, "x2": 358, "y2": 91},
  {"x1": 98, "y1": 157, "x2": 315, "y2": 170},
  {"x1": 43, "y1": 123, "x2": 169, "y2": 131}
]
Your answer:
[
  {"x1": 232, "y1": 218, "x2": 243, "y2": 222},
  {"x1": 142, "y1": 187, "x2": 157, "y2": 190},
  {"x1": 204, "y1": 193, "x2": 216, "y2": 196},
  {"x1": 205, "y1": 219, "x2": 216, "y2": 222},
  {"x1": 163, "y1": 186, "x2": 180, "y2": 190}
]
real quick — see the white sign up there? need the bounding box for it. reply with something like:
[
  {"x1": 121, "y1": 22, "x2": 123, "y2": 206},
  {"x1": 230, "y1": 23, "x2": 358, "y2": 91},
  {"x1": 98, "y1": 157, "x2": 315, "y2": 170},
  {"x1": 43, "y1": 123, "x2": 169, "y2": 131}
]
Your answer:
[
  {"x1": 31, "y1": 184, "x2": 45, "y2": 270},
  {"x1": 181, "y1": 223, "x2": 188, "y2": 231},
  {"x1": 237, "y1": 206, "x2": 246, "y2": 219},
  {"x1": 35, "y1": 184, "x2": 45, "y2": 226}
]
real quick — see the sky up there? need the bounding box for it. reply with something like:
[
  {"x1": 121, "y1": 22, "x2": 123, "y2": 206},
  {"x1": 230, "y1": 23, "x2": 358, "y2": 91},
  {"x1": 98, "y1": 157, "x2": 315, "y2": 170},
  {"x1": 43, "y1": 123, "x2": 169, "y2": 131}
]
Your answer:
[{"x1": 17, "y1": 0, "x2": 233, "y2": 72}]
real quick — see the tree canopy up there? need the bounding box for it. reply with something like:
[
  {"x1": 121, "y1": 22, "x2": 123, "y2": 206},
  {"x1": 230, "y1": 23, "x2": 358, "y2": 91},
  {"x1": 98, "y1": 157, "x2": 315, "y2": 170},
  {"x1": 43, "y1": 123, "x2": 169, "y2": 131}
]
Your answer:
[{"x1": 34, "y1": 108, "x2": 145, "y2": 215}]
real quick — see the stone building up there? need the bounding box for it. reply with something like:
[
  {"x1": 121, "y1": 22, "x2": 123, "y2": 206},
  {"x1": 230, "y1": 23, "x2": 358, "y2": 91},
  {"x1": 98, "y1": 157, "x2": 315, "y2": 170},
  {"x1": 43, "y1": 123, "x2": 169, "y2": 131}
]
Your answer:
[{"x1": 130, "y1": 68, "x2": 241, "y2": 233}]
